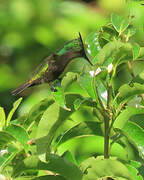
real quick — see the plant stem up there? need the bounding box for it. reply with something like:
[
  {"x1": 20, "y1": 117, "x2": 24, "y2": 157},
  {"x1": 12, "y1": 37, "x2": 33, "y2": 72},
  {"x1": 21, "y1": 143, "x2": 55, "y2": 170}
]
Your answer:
[{"x1": 104, "y1": 115, "x2": 109, "y2": 159}]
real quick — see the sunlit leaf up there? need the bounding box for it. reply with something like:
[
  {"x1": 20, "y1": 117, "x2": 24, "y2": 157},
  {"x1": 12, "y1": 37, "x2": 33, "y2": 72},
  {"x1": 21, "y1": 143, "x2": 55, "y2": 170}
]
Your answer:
[
  {"x1": 6, "y1": 98, "x2": 23, "y2": 126},
  {"x1": 126, "y1": 164, "x2": 143, "y2": 180},
  {"x1": 57, "y1": 135, "x2": 135, "y2": 164},
  {"x1": 114, "y1": 106, "x2": 144, "y2": 129},
  {"x1": 111, "y1": 13, "x2": 129, "y2": 33},
  {"x1": 122, "y1": 122, "x2": 144, "y2": 159},
  {"x1": 133, "y1": 43, "x2": 140, "y2": 60},
  {"x1": 117, "y1": 83, "x2": 144, "y2": 104},
  {"x1": 0, "y1": 107, "x2": 5, "y2": 130},
  {"x1": 81, "y1": 157, "x2": 134, "y2": 180},
  {"x1": 32, "y1": 175, "x2": 66, "y2": 180},
  {"x1": 5, "y1": 124, "x2": 29, "y2": 151}
]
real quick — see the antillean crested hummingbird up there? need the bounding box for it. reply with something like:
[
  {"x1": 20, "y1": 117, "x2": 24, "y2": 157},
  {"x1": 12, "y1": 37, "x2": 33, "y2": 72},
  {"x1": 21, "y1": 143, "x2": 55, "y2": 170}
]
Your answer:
[{"x1": 12, "y1": 33, "x2": 92, "y2": 96}]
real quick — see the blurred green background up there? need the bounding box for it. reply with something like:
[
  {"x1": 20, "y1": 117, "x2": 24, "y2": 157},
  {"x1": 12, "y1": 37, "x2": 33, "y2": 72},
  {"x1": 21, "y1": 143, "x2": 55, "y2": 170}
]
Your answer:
[{"x1": 0, "y1": 0, "x2": 144, "y2": 116}]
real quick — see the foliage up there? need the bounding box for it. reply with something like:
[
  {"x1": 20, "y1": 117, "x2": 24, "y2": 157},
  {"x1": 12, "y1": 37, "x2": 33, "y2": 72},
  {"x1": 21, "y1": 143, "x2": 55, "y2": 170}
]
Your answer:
[{"x1": 1, "y1": 0, "x2": 144, "y2": 179}]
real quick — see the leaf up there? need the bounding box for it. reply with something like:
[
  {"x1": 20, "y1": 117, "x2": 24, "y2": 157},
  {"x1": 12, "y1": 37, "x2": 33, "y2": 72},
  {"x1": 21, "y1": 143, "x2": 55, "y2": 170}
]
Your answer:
[
  {"x1": 126, "y1": 164, "x2": 143, "y2": 180},
  {"x1": 0, "y1": 131, "x2": 16, "y2": 148},
  {"x1": 93, "y1": 41, "x2": 131, "y2": 66},
  {"x1": 114, "y1": 106, "x2": 144, "y2": 129},
  {"x1": 52, "y1": 87, "x2": 69, "y2": 110},
  {"x1": 36, "y1": 102, "x2": 60, "y2": 155},
  {"x1": 122, "y1": 122, "x2": 144, "y2": 159},
  {"x1": 57, "y1": 135, "x2": 135, "y2": 164},
  {"x1": 132, "y1": 60, "x2": 144, "y2": 77},
  {"x1": 32, "y1": 175, "x2": 66, "y2": 180},
  {"x1": 133, "y1": 43, "x2": 140, "y2": 60},
  {"x1": 78, "y1": 73, "x2": 96, "y2": 99},
  {"x1": 85, "y1": 32, "x2": 101, "y2": 60},
  {"x1": 36, "y1": 94, "x2": 80, "y2": 157},
  {"x1": 73, "y1": 98, "x2": 97, "y2": 110},
  {"x1": 0, "y1": 107, "x2": 6, "y2": 130},
  {"x1": 111, "y1": 13, "x2": 129, "y2": 33},
  {"x1": 0, "y1": 144, "x2": 18, "y2": 171},
  {"x1": 60, "y1": 58, "x2": 91, "y2": 78},
  {"x1": 81, "y1": 157, "x2": 134, "y2": 180},
  {"x1": 6, "y1": 97, "x2": 23, "y2": 126},
  {"x1": 117, "y1": 83, "x2": 144, "y2": 104},
  {"x1": 26, "y1": 98, "x2": 55, "y2": 126},
  {"x1": 13, "y1": 154, "x2": 83, "y2": 180},
  {"x1": 61, "y1": 72, "x2": 87, "y2": 96},
  {"x1": 57, "y1": 121, "x2": 103, "y2": 146},
  {"x1": 5, "y1": 124, "x2": 29, "y2": 151}
]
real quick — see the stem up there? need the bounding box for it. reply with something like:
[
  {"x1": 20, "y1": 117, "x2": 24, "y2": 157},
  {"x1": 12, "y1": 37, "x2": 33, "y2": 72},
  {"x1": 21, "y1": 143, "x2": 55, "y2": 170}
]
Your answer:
[{"x1": 104, "y1": 115, "x2": 109, "y2": 158}]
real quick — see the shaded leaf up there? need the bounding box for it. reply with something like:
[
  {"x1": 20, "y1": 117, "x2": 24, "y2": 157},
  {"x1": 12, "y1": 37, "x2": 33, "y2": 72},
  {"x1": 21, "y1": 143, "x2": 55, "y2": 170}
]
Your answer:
[
  {"x1": 74, "y1": 98, "x2": 97, "y2": 110},
  {"x1": 13, "y1": 154, "x2": 82, "y2": 180},
  {"x1": 0, "y1": 145, "x2": 18, "y2": 171},
  {"x1": 0, "y1": 131, "x2": 16, "y2": 148}
]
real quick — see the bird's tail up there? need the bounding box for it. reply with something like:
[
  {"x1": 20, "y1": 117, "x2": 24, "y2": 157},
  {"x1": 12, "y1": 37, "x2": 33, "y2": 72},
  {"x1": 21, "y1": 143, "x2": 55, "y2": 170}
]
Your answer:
[{"x1": 11, "y1": 81, "x2": 34, "y2": 96}]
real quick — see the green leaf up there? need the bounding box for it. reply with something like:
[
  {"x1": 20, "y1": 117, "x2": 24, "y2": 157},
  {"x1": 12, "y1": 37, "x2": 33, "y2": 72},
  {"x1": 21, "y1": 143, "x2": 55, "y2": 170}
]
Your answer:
[
  {"x1": 32, "y1": 175, "x2": 66, "y2": 180},
  {"x1": 36, "y1": 102, "x2": 60, "y2": 155},
  {"x1": 0, "y1": 131, "x2": 16, "y2": 148},
  {"x1": 111, "y1": 13, "x2": 129, "y2": 33},
  {"x1": 13, "y1": 154, "x2": 83, "y2": 180},
  {"x1": 52, "y1": 87, "x2": 69, "y2": 110},
  {"x1": 117, "y1": 83, "x2": 144, "y2": 104},
  {"x1": 85, "y1": 32, "x2": 101, "y2": 60},
  {"x1": 94, "y1": 41, "x2": 131, "y2": 66},
  {"x1": 26, "y1": 98, "x2": 55, "y2": 126},
  {"x1": 61, "y1": 72, "x2": 87, "y2": 96},
  {"x1": 114, "y1": 106, "x2": 144, "y2": 129},
  {"x1": 73, "y1": 98, "x2": 97, "y2": 110},
  {"x1": 36, "y1": 94, "x2": 79, "y2": 157},
  {"x1": 81, "y1": 157, "x2": 134, "y2": 180},
  {"x1": 5, "y1": 124, "x2": 29, "y2": 151},
  {"x1": 78, "y1": 73, "x2": 96, "y2": 99},
  {"x1": 57, "y1": 135, "x2": 135, "y2": 164},
  {"x1": 60, "y1": 58, "x2": 91, "y2": 78},
  {"x1": 133, "y1": 43, "x2": 140, "y2": 60},
  {"x1": 122, "y1": 122, "x2": 144, "y2": 159},
  {"x1": 57, "y1": 121, "x2": 103, "y2": 146},
  {"x1": 0, "y1": 144, "x2": 18, "y2": 171},
  {"x1": 6, "y1": 97, "x2": 23, "y2": 126},
  {"x1": 0, "y1": 107, "x2": 6, "y2": 130},
  {"x1": 126, "y1": 164, "x2": 143, "y2": 180},
  {"x1": 132, "y1": 60, "x2": 144, "y2": 77}
]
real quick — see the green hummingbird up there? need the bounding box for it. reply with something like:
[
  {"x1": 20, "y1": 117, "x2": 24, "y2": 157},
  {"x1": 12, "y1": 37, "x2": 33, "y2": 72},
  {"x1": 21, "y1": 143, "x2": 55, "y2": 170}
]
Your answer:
[{"x1": 12, "y1": 33, "x2": 92, "y2": 96}]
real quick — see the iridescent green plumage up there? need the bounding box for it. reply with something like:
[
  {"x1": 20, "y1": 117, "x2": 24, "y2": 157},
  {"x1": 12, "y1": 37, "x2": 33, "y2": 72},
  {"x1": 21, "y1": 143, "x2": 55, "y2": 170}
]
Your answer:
[{"x1": 12, "y1": 33, "x2": 91, "y2": 95}]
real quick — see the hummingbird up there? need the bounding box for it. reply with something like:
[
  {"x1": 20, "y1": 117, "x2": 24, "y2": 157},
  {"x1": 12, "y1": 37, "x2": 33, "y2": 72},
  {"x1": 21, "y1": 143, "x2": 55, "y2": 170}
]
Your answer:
[{"x1": 12, "y1": 33, "x2": 92, "y2": 96}]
